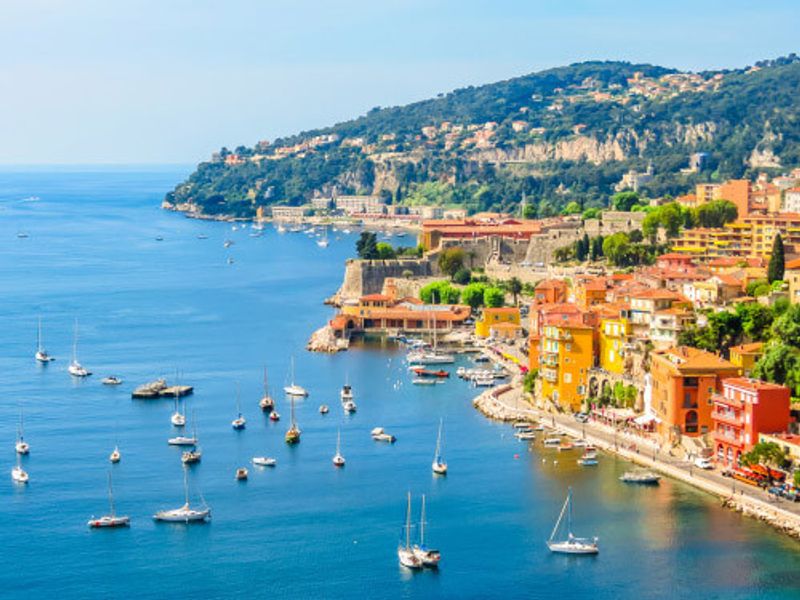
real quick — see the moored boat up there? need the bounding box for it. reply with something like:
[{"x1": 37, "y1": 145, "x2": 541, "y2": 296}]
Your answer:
[
  {"x1": 431, "y1": 419, "x2": 447, "y2": 475},
  {"x1": 35, "y1": 317, "x2": 55, "y2": 363},
  {"x1": 252, "y1": 456, "x2": 277, "y2": 467},
  {"x1": 371, "y1": 427, "x2": 396, "y2": 443},
  {"x1": 398, "y1": 492, "x2": 423, "y2": 569},
  {"x1": 412, "y1": 494, "x2": 441, "y2": 568},
  {"x1": 153, "y1": 466, "x2": 210, "y2": 523},
  {"x1": 620, "y1": 470, "x2": 661, "y2": 485},
  {"x1": 546, "y1": 488, "x2": 598, "y2": 555},
  {"x1": 88, "y1": 472, "x2": 130, "y2": 528},
  {"x1": 259, "y1": 366, "x2": 274, "y2": 412}
]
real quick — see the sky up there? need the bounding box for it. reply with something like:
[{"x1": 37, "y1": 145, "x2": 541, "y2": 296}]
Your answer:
[{"x1": 0, "y1": 0, "x2": 798, "y2": 165}]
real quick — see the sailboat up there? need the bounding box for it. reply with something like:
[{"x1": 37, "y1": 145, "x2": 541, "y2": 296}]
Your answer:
[
  {"x1": 412, "y1": 494, "x2": 441, "y2": 567},
  {"x1": 546, "y1": 488, "x2": 599, "y2": 555},
  {"x1": 168, "y1": 411, "x2": 198, "y2": 446},
  {"x1": 109, "y1": 445, "x2": 121, "y2": 463},
  {"x1": 171, "y1": 396, "x2": 186, "y2": 427},
  {"x1": 398, "y1": 492, "x2": 422, "y2": 569},
  {"x1": 11, "y1": 453, "x2": 29, "y2": 484},
  {"x1": 68, "y1": 318, "x2": 91, "y2": 377},
  {"x1": 340, "y1": 378, "x2": 357, "y2": 413},
  {"x1": 15, "y1": 410, "x2": 30, "y2": 455},
  {"x1": 231, "y1": 384, "x2": 246, "y2": 430},
  {"x1": 283, "y1": 357, "x2": 309, "y2": 397},
  {"x1": 332, "y1": 429, "x2": 345, "y2": 467},
  {"x1": 431, "y1": 419, "x2": 447, "y2": 475},
  {"x1": 88, "y1": 472, "x2": 130, "y2": 528},
  {"x1": 259, "y1": 366, "x2": 275, "y2": 412},
  {"x1": 35, "y1": 317, "x2": 55, "y2": 363},
  {"x1": 285, "y1": 396, "x2": 301, "y2": 444},
  {"x1": 316, "y1": 227, "x2": 329, "y2": 248},
  {"x1": 153, "y1": 466, "x2": 210, "y2": 523},
  {"x1": 407, "y1": 317, "x2": 454, "y2": 364}
]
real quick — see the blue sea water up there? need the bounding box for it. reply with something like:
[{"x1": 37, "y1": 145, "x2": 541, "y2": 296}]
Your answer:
[{"x1": 0, "y1": 168, "x2": 799, "y2": 600}]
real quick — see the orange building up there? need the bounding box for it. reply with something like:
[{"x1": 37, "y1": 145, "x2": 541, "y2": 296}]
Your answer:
[
  {"x1": 335, "y1": 295, "x2": 471, "y2": 335},
  {"x1": 420, "y1": 218, "x2": 542, "y2": 250},
  {"x1": 533, "y1": 279, "x2": 568, "y2": 305},
  {"x1": 575, "y1": 277, "x2": 607, "y2": 310},
  {"x1": 718, "y1": 179, "x2": 750, "y2": 218},
  {"x1": 649, "y1": 346, "x2": 740, "y2": 442},
  {"x1": 712, "y1": 377, "x2": 791, "y2": 467}
]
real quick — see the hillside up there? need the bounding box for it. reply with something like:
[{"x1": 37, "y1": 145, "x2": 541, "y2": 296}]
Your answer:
[{"x1": 164, "y1": 55, "x2": 800, "y2": 218}]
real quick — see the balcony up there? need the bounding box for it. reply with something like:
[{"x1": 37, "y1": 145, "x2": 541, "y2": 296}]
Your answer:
[
  {"x1": 711, "y1": 409, "x2": 742, "y2": 427},
  {"x1": 714, "y1": 429, "x2": 744, "y2": 447},
  {"x1": 540, "y1": 368, "x2": 558, "y2": 383}
]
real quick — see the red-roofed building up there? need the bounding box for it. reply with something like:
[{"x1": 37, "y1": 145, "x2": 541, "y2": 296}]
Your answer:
[
  {"x1": 533, "y1": 279, "x2": 568, "y2": 305},
  {"x1": 656, "y1": 253, "x2": 695, "y2": 270},
  {"x1": 712, "y1": 378, "x2": 791, "y2": 467},
  {"x1": 787, "y1": 257, "x2": 800, "y2": 305}
]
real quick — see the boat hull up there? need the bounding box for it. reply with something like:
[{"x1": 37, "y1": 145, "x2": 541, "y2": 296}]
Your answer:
[
  {"x1": 547, "y1": 541, "x2": 599, "y2": 555},
  {"x1": 88, "y1": 516, "x2": 130, "y2": 528}
]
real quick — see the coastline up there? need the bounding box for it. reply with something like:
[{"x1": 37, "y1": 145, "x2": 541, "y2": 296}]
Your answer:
[{"x1": 472, "y1": 350, "x2": 800, "y2": 542}]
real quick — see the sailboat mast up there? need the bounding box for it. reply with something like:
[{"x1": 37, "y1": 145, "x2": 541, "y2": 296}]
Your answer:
[
  {"x1": 37, "y1": 317, "x2": 42, "y2": 352},
  {"x1": 263, "y1": 366, "x2": 268, "y2": 395},
  {"x1": 183, "y1": 465, "x2": 190, "y2": 506},
  {"x1": 420, "y1": 494, "x2": 426, "y2": 547},
  {"x1": 108, "y1": 472, "x2": 116, "y2": 517},
  {"x1": 336, "y1": 429, "x2": 341, "y2": 454},
  {"x1": 405, "y1": 492, "x2": 412, "y2": 549},
  {"x1": 549, "y1": 494, "x2": 569, "y2": 542},
  {"x1": 567, "y1": 487, "x2": 573, "y2": 535},
  {"x1": 72, "y1": 318, "x2": 78, "y2": 362}
]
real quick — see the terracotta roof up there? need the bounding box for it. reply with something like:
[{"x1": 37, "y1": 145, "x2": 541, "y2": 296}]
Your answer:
[
  {"x1": 730, "y1": 342, "x2": 764, "y2": 354},
  {"x1": 713, "y1": 274, "x2": 743, "y2": 287},
  {"x1": 483, "y1": 307, "x2": 520, "y2": 315},
  {"x1": 360, "y1": 294, "x2": 392, "y2": 302},
  {"x1": 709, "y1": 257, "x2": 740, "y2": 267},
  {"x1": 630, "y1": 289, "x2": 683, "y2": 300},
  {"x1": 658, "y1": 253, "x2": 694, "y2": 261},
  {"x1": 786, "y1": 258, "x2": 800, "y2": 270},
  {"x1": 724, "y1": 377, "x2": 789, "y2": 393},
  {"x1": 654, "y1": 346, "x2": 738, "y2": 374},
  {"x1": 536, "y1": 279, "x2": 567, "y2": 290}
]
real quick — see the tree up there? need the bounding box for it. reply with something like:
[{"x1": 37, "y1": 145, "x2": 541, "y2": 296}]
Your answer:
[
  {"x1": 356, "y1": 232, "x2": 378, "y2": 259},
  {"x1": 452, "y1": 268, "x2": 471, "y2": 285},
  {"x1": 771, "y1": 304, "x2": 800, "y2": 348},
  {"x1": 741, "y1": 441, "x2": 790, "y2": 471},
  {"x1": 575, "y1": 233, "x2": 590, "y2": 261},
  {"x1": 522, "y1": 370, "x2": 538, "y2": 393},
  {"x1": 438, "y1": 247, "x2": 466, "y2": 278},
  {"x1": 602, "y1": 232, "x2": 632, "y2": 266},
  {"x1": 735, "y1": 303, "x2": 774, "y2": 342},
  {"x1": 375, "y1": 242, "x2": 396, "y2": 259},
  {"x1": 420, "y1": 281, "x2": 460, "y2": 305},
  {"x1": 695, "y1": 200, "x2": 738, "y2": 228},
  {"x1": 483, "y1": 287, "x2": 505, "y2": 308},
  {"x1": 582, "y1": 207, "x2": 601, "y2": 219},
  {"x1": 461, "y1": 283, "x2": 487, "y2": 309},
  {"x1": 611, "y1": 191, "x2": 640, "y2": 212},
  {"x1": 562, "y1": 201, "x2": 581, "y2": 215},
  {"x1": 753, "y1": 343, "x2": 800, "y2": 397},
  {"x1": 590, "y1": 235, "x2": 604, "y2": 260},
  {"x1": 768, "y1": 234, "x2": 785, "y2": 283},
  {"x1": 508, "y1": 277, "x2": 523, "y2": 305},
  {"x1": 746, "y1": 279, "x2": 769, "y2": 297}
]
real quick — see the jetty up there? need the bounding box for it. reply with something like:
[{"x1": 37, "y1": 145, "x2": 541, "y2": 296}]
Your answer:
[{"x1": 132, "y1": 379, "x2": 193, "y2": 399}]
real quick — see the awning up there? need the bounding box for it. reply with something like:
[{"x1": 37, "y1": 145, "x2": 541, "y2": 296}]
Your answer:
[{"x1": 634, "y1": 413, "x2": 662, "y2": 425}]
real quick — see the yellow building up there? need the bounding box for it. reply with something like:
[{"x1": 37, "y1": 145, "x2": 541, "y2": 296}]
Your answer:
[
  {"x1": 539, "y1": 320, "x2": 594, "y2": 412},
  {"x1": 787, "y1": 258, "x2": 800, "y2": 304},
  {"x1": 672, "y1": 214, "x2": 800, "y2": 260},
  {"x1": 599, "y1": 317, "x2": 631, "y2": 375},
  {"x1": 475, "y1": 307, "x2": 520, "y2": 338},
  {"x1": 729, "y1": 342, "x2": 764, "y2": 377}
]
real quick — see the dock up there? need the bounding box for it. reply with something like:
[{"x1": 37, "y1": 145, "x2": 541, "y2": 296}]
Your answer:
[{"x1": 132, "y1": 379, "x2": 193, "y2": 399}]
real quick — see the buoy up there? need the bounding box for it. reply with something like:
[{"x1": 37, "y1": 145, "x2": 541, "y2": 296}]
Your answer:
[{"x1": 514, "y1": 454, "x2": 520, "y2": 459}]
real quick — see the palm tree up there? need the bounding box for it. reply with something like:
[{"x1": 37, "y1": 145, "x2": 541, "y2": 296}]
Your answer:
[{"x1": 508, "y1": 277, "x2": 523, "y2": 306}]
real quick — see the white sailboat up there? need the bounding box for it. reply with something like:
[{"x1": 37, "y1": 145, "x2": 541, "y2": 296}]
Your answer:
[
  {"x1": 398, "y1": 492, "x2": 422, "y2": 569},
  {"x1": 168, "y1": 411, "x2": 198, "y2": 446},
  {"x1": 11, "y1": 453, "x2": 29, "y2": 484},
  {"x1": 259, "y1": 366, "x2": 275, "y2": 412},
  {"x1": 285, "y1": 396, "x2": 301, "y2": 444},
  {"x1": 283, "y1": 357, "x2": 309, "y2": 397},
  {"x1": 546, "y1": 488, "x2": 599, "y2": 555},
  {"x1": 171, "y1": 396, "x2": 186, "y2": 427},
  {"x1": 35, "y1": 317, "x2": 55, "y2": 363},
  {"x1": 109, "y1": 445, "x2": 121, "y2": 463},
  {"x1": 332, "y1": 428, "x2": 345, "y2": 467},
  {"x1": 431, "y1": 419, "x2": 447, "y2": 475},
  {"x1": 88, "y1": 472, "x2": 130, "y2": 528},
  {"x1": 153, "y1": 466, "x2": 210, "y2": 523},
  {"x1": 412, "y1": 494, "x2": 441, "y2": 567},
  {"x1": 407, "y1": 316, "x2": 454, "y2": 364},
  {"x1": 68, "y1": 318, "x2": 91, "y2": 377},
  {"x1": 316, "y1": 227, "x2": 329, "y2": 248},
  {"x1": 231, "y1": 384, "x2": 246, "y2": 430},
  {"x1": 15, "y1": 409, "x2": 29, "y2": 455}
]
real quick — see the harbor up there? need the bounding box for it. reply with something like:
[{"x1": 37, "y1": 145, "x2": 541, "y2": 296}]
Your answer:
[{"x1": 3, "y1": 169, "x2": 800, "y2": 599}]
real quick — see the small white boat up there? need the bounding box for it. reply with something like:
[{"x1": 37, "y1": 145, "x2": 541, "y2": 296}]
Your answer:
[
  {"x1": 547, "y1": 488, "x2": 598, "y2": 555},
  {"x1": 371, "y1": 427, "x2": 396, "y2": 443},
  {"x1": 171, "y1": 397, "x2": 186, "y2": 427},
  {"x1": 340, "y1": 380, "x2": 357, "y2": 412},
  {"x1": 168, "y1": 436, "x2": 198, "y2": 446},
  {"x1": 181, "y1": 449, "x2": 201, "y2": 464},
  {"x1": 543, "y1": 437, "x2": 562, "y2": 447},
  {"x1": 515, "y1": 431, "x2": 536, "y2": 441},
  {"x1": 88, "y1": 472, "x2": 130, "y2": 528},
  {"x1": 68, "y1": 318, "x2": 91, "y2": 377},
  {"x1": 398, "y1": 492, "x2": 423, "y2": 569},
  {"x1": 412, "y1": 378, "x2": 437, "y2": 386},
  {"x1": 15, "y1": 410, "x2": 29, "y2": 455},
  {"x1": 577, "y1": 453, "x2": 598, "y2": 466},
  {"x1": 35, "y1": 317, "x2": 55, "y2": 363},
  {"x1": 319, "y1": 404, "x2": 329, "y2": 414},
  {"x1": 11, "y1": 453, "x2": 28, "y2": 484},
  {"x1": 252, "y1": 456, "x2": 277, "y2": 467},
  {"x1": 259, "y1": 366, "x2": 274, "y2": 412},
  {"x1": 412, "y1": 494, "x2": 441, "y2": 568},
  {"x1": 153, "y1": 467, "x2": 210, "y2": 523},
  {"x1": 513, "y1": 422, "x2": 533, "y2": 429},
  {"x1": 283, "y1": 357, "x2": 308, "y2": 397},
  {"x1": 102, "y1": 376, "x2": 123, "y2": 386},
  {"x1": 558, "y1": 443, "x2": 574, "y2": 452},
  {"x1": 473, "y1": 376, "x2": 495, "y2": 387},
  {"x1": 223, "y1": 240, "x2": 234, "y2": 248},
  {"x1": 285, "y1": 397, "x2": 301, "y2": 444},
  {"x1": 431, "y1": 419, "x2": 447, "y2": 475},
  {"x1": 231, "y1": 385, "x2": 246, "y2": 430},
  {"x1": 332, "y1": 429, "x2": 345, "y2": 467},
  {"x1": 620, "y1": 470, "x2": 661, "y2": 485},
  {"x1": 109, "y1": 446, "x2": 121, "y2": 463},
  {"x1": 343, "y1": 400, "x2": 357, "y2": 413},
  {"x1": 235, "y1": 467, "x2": 248, "y2": 481},
  {"x1": 269, "y1": 411, "x2": 281, "y2": 422}
]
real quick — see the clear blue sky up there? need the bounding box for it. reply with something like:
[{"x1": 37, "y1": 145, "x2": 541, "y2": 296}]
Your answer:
[{"x1": 1, "y1": 0, "x2": 798, "y2": 165}]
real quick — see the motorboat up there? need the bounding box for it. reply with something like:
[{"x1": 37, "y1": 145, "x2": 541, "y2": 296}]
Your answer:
[
  {"x1": 269, "y1": 411, "x2": 280, "y2": 422},
  {"x1": 412, "y1": 378, "x2": 437, "y2": 386},
  {"x1": 473, "y1": 376, "x2": 495, "y2": 387},
  {"x1": 102, "y1": 376, "x2": 123, "y2": 386},
  {"x1": 252, "y1": 456, "x2": 277, "y2": 467},
  {"x1": 340, "y1": 383, "x2": 354, "y2": 403},
  {"x1": 168, "y1": 435, "x2": 198, "y2": 446},
  {"x1": 88, "y1": 472, "x2": 130, "y2": 528},
  {"x1": 11, "y1": 454, "x2": 28, "y2": 484},
  {"x1": 343, "y1": 400, "x2": 357, "y2": 413},
  {"x1": 283, "y1": 357, "x2": 309, "y2": 397},
  {"x1": 558, "y1": 443, "x2": 575, "y2": 452},
  {"x1": 35, "y1": 317, "x2": 55, "y2": 363},
  {"x1": 181, "y1": 449, "x2": 201, "y2": 464},
  {"x1": 235, "y1": 467, "x2": 248, "y2": 481},
  {"x1": 546, "y1": 488, "x2": 599, "y2": 555},
  {"x1": 153, "y1": 467, "x2": 210, "y2": 523},
  {"x1": 456, "y1": 367, "x2": 466, "y2": 378},
  {"x1": 620, "y1": 470, "x2": 661, "y2": 485},
  {"x1": 319, "y1": 404, "x2": 329, "y2": 414},
  {"x1": 513, "y1": 422, "x2": 533, "y2": 429},
  {"x1": 515, "y1": 431, "x2": 536, "y2": 441},
  {"x1": 411, "y1": 367, "x2": 449, "y2": 378},
  {"x1": 431, "y1": 419, "x2": 447, "y2": 475},
  {"x1": 543, "y1": 437, "x2": 562, "y2": 447},
  {"x1": 223, "y1": 240, "x2": 234, "y2": 248},
  {"x1": 577, "y1": 452, "x2": 598, "y2": 466},
  {"x1": 412, "y1": 494, "x2": 441, "y2": 568},
  {"x1": 473, "y1": 354, "x2": 490, "y2": 363},
  {"x1": 68, "y1": 318, "x2": 91, "y2": 377},
  {"x1": 407, "y1": 351, "x2": 455, "y2": 365},
  {"x1": 398, "y1": 492, "x2": 423, "y2": 569},
  {"x1": 332, "y1": 429, "x2": 345, "y2": 467},
  {"x1": 109, "y1": 446, "x2": 121, "y2": 463},
  {"x1": 371, "y1": 427, "x2": 396, "y2": 443},
  {"x1": 259, "y1": 367, "x2": 274, "y2": 412}
]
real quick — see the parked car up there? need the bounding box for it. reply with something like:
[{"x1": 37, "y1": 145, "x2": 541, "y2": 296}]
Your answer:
[
  {"x1": 574, "y1": 412, "x2": 590, "y2": 423},
  {"x1": 694, "y1": 456, "x2": 713, "y2": 470}
]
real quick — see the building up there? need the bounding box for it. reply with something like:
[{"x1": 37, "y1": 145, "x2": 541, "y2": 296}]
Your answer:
[
  {"x1": 335, "y1": 295, "x2": 471, "y2": 335},
  {"x1": 539, "y1": 317, "x2": 594, "y2": 412},
  {"x1": 649, "y1": 346, "x2": 740, "y2": 441},
  {"x1": 271, "y1": 205, "x2": 308, "y2": 220},
  {"x1": 729, "y1": 342, "x2": 764, "y2": 377},
  {"x1": 758, "y1": 433, "x2": 800, "y2": 462},
  {"x1": 575, "y1": 277, "x2": 608, "y2": 310},
  {"x1": 786, "y1": 258, "x2": 800, "y2": 304},
  {"x1": 533, "y1": 280, "x2": 568, "y2": 305},
  {"x1": 683, "y1": 274, "x2": 743, "y2": 307},
  {"x1": 717, "y1": 179, "x2": 751, "y2": 218},
  {"x1": 599, "y1": 316, "x2": 632, "y2": 375},
  {"x1": 649, "y1": 307, "x2": 695, "y2": 349},
  {"x1": 420, "y1": 217, "x2": 542, "y2": 251},
  {"x1": 334, "y1": 196, "x2": 386, "y2": 215},
  {"x1": 475, "y1": 307, "x2": 521, "y2": 338},
  {"x1": 628, "y1": 289, "x2": 686, "y2": 333},
  {"x1": 311, "y1": 197, "x2": 333, "y2": 211},
  {"x1": 712, "y1": 378, "x2": 791, "y2": 467},
  {"x1": 784, "y1": 188, "x2": 800, "y2": 213}
]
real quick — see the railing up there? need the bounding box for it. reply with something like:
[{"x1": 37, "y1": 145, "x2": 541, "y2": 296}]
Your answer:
[
  {"x1": 714, "y1": 430, "x2": 744, "y2": 445},
  {"x1": 711, "y1": 410, "x2": 742, "y2": 427},
  {"x1": 540, "y1": 368, "x2": 558, "y2": 383}
]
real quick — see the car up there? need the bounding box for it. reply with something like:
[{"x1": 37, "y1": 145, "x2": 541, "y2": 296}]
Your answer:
[
  {"x1": 694, "y1": 456, "x2": 713, "y2": 470},
  {"x1": 574, "y1": 412, "x2": 590, "y2": 423}
]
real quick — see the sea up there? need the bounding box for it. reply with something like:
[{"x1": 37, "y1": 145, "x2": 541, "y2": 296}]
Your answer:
[{"x1": 0, "y1": 167, "x2": 799, "y2": 600}]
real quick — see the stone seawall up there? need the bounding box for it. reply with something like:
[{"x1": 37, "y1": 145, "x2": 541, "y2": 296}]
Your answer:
[{"x1": 331, "y1": 258, "x2": 432, "y2": 305}]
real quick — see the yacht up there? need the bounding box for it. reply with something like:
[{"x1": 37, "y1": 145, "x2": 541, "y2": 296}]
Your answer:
[
  {"x1": 371, "y1": 427, "x2": 396, "y2": 443},
  {"x1": 543, "y1": 437, "x2": 562, "y2": 447},
  {"x1": 577, "y1": 451, "x2": 598, "y2": 466},
  {"x1": 15, "y1": 410, "x2": 29, "y2": 455},
  {"x1": 620, "y1": 470, "x2": 661, "y2": 485},
  {"x1": 316, "y1": 227, "x2": 329, "y2": 248},
  {"x1": 171, "y1": 397, "x2": 186, "y2": 427},
  {"x1": 11, "y1": 454, "x2": 28, "y2": 484},
  {"x1": 235, "y1": 467, "x2": 248, "y2": 481},
  {"x1": 332, "y1": 429, "x2": 345, "y2": 467},
  {"x1": 88, "y1": 472, "x2": 130, "y2": 528},
  {"x1": 341, "y1": 383, "x2": 357, "y2": 413},
  {"x1": 68, "y1": 318, "x2": 91, "y2": 377},
  {"x1": 153, "y1": 467, "x2": 210, "y2": 523},
  {"x1": 283, "y1": 357, "x2": 309, "y2": 397},
  {"x1": 412, "y1": 494, "x2": 441, "y2": 568},
  {"x1": 398, "y1": 492, "x2": 423, "y2": 569},
  {"x1": 252, "y1": 456, "x2": 277, "y2": 467},
  {"x1": 109, "y1": 446, "x2": 121, "y2": 463},
  {"x1": 259, "y1": 367, "x2": 274, "y2": 412},
  {"x1": 35, "y1": 317, "x2": 55, "y2": 363},
  {"x1": 102, "y1": 376, "x2": 123, "y2": 385},
  {"x1": 431, "y1": 419, "x2": 447, "y2": 475},
  {"x1": 514, "y1": 430, "x2": 536, "y2": 441},
  {"x1": 181, "y1": 448, "x2": 201, "y2": 464},
  {"x1": 546, "y1": 488, "x2": 599, "y2": 555},
  {"x1": 231, "y1": 385, "x2": 246, "y2": 430}
]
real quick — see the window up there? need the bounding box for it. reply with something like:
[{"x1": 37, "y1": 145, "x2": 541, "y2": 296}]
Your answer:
[
  {"x1": 564, "y1": 373, "x2": 572, "y2": 384},
  {"x1": 565, "y1": 344, "x2": 572, "y2": 352},
  {"x1": 577, "y1": 385, "x2": 585, "y2": 395}
]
